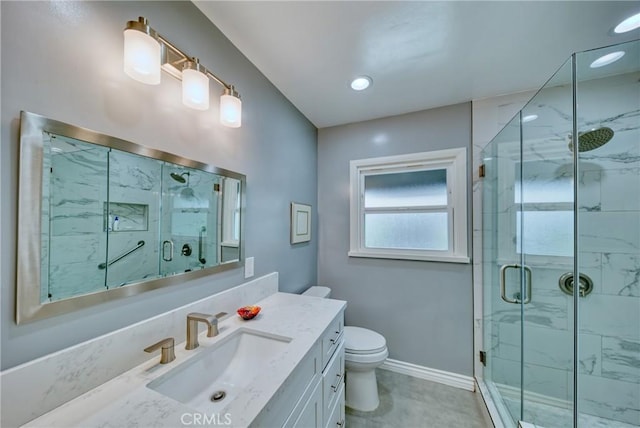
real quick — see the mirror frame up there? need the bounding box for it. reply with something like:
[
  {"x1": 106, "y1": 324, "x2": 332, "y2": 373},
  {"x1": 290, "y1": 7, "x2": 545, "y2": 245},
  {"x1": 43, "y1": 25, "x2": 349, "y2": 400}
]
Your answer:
[{"x1": 16, "y1": 111, "x2": 246, "y2": 324}]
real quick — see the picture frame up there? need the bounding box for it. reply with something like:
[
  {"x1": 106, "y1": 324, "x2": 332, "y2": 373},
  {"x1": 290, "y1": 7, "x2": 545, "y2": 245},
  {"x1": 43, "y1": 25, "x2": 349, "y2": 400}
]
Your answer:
[{"x1": 290, "y1": 202, "x2": 312, "y2": 244}]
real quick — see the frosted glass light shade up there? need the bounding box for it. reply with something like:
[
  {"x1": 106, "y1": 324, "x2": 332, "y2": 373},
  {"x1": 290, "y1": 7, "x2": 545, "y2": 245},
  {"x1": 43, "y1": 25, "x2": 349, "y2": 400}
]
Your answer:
[
  {"x1": 220, "y1": 94, "x2": 242, "y2": 128},
  {"x1": 182, "y1": 68, "x2": 210, "y2": 110},
  {"x1": 124, "y1": 29, "x2": 161, "y2": 85}
]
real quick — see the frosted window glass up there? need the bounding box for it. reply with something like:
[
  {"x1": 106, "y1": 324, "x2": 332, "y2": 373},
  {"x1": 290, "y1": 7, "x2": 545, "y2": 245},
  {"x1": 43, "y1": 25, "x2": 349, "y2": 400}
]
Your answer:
[
  {"x1": 515, "y1": 161, "x2": 573, "y2": 203},
  {"x1": 365, "y1": 169, "x2": 447, "y2": 208},
  {"x1": 516, "y1": 211, "x2": 573, "y2": 256},
  {"x1": 365, "y1": 212, "x2": 448, "y2": 250}
]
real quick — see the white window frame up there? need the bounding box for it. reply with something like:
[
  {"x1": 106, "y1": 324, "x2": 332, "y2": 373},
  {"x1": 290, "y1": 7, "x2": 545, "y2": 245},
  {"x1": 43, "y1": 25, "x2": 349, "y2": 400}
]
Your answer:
[{"x1": 349, "y1": 148, "x2": 469, "y2": 263}]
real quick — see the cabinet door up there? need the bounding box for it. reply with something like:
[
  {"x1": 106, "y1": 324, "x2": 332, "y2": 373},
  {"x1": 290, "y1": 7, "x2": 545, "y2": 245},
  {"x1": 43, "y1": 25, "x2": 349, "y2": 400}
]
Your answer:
[{"x1": 292, "y1": 380, "x2": 322, "y2": 428}]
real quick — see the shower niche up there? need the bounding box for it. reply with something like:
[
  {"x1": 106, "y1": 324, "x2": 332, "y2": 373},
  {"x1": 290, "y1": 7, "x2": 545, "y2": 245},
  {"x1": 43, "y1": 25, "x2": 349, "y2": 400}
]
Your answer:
[{"x1": 16, "y1": 111, "x2": 246, "y2": 323}]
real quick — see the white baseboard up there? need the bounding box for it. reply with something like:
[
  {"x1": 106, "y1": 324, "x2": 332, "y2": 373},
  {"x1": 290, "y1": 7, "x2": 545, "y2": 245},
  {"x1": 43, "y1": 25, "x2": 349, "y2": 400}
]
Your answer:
[{"x1": 380, "y1": 358, "x2": 476, "y2": 392}]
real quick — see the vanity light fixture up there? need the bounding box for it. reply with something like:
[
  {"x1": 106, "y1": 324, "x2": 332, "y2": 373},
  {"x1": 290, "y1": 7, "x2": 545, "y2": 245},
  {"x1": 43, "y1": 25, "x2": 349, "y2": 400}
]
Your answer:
[
  {"x1": 182, "y1": 58, "x2": 210, "y2": 110},
  {"x1": 123, "y1": 17, "x2": 242, "y2": 127}
]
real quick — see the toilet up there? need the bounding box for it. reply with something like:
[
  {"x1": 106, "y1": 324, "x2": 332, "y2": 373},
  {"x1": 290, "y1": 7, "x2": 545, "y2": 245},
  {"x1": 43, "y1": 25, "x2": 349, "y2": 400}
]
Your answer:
[{"x1": 302, "y1": 286, "x2": 389, "y2": 412}]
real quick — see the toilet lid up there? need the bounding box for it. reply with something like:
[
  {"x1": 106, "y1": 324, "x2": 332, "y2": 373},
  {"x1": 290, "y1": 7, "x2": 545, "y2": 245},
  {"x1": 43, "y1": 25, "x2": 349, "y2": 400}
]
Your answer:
[{"x1": 344, "y1": 326, "x2": 387, "y2": 354}]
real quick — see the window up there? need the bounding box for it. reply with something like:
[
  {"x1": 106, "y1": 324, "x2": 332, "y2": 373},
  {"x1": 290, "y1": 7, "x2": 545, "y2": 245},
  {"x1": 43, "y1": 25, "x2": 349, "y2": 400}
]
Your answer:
[{"x1": 349, "y1": 148, "x2": 469, "y2": 263}]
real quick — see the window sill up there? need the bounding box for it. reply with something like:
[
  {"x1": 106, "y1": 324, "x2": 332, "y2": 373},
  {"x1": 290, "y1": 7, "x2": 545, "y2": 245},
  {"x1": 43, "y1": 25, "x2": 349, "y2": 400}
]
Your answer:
[{"x1": 348, "y1": 250, "x2": 470, "y2": 264}]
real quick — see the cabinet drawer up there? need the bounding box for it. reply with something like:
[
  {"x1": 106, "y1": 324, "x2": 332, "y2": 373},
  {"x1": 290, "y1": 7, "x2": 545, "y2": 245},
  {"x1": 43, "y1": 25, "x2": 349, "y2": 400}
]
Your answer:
[
  {"x1": 321, "y1": 313, "x2": 344, "y2": 370},
  {"x1": 325, "y1": 382, "x2": 345, "y2": 428},
  {"x1": 322, "y1": 340, "x2": 344, "y2": 425}
]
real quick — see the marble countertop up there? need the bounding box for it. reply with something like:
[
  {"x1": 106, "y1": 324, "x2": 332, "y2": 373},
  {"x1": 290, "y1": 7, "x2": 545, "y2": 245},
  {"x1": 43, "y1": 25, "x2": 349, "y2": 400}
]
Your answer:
[{"x1": 23, "y1": 292, "x2": 346, "y2": 428}]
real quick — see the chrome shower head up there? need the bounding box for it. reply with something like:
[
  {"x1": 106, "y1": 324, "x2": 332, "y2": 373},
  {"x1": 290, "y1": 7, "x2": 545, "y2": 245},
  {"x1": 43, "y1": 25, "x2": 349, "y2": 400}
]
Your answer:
[
  {"x1": 568, "y1": 127, "x2": 614, "y2": 153},
  {"x1": 170, "y1": 172, "x2": 189, "y2": 183}
]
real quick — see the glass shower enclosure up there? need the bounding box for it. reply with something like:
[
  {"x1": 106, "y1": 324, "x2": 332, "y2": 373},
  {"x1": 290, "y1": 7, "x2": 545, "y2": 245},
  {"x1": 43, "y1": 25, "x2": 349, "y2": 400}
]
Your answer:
[{"x1": 481, "y1": 39, "x2": 639, "y2": 427}]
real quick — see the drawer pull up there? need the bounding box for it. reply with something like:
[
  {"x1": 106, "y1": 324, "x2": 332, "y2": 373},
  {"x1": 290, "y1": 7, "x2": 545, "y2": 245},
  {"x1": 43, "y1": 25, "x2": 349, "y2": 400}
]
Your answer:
[
  {"x1": 331, "y1": 373, "x2": 344, "y2": 392},
  {"x1": 329, "y1": 330, "x2": 341, "y2": 344},
  {"x1": 337, "y1": 419, "x2": 345, "y2": 427}
]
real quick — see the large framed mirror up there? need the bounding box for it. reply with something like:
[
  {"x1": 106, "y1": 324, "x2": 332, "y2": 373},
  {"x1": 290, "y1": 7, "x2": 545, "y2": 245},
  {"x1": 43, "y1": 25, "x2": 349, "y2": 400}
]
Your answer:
[{"x1": 16, "y1": 111, "x2": 245, "y2": 324}]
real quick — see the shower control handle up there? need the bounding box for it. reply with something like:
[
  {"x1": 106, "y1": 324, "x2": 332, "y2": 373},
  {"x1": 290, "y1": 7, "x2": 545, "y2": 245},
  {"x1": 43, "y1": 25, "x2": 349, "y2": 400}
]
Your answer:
[
  {"x1": 162, "y1": 240, "x2": 174, "y2": 262},
  {"x1": 500, "y1": 264, "x2": 532, "y2": 304}
]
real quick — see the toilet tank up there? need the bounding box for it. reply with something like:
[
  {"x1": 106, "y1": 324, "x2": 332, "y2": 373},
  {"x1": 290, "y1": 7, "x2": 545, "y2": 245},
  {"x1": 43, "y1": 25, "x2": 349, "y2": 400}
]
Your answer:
[{"x1": 302, "y1": 286, "x2": 331, "y2": 298}]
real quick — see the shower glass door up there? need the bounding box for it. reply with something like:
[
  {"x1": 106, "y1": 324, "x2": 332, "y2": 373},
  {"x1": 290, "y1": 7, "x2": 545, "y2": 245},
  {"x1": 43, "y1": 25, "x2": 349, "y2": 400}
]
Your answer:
[
  {"x1": 482, "y1": 56, "x2": 577, "y2": 426},
  {"x1": 519, "y1": 57, "x2": 576, "y2": 427}
]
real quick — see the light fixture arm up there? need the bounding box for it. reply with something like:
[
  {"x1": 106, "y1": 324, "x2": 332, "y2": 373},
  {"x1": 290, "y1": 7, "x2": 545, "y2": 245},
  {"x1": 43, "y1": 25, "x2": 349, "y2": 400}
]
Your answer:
[{"x1": 154, "y1": 34, "x2": 236, "y2": 95}]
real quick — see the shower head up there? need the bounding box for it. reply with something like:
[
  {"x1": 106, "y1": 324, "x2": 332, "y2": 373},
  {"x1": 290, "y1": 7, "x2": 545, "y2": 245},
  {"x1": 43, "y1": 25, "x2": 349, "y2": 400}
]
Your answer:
[
  {"x1": 170, "y1": 172, "x2": 189, "y2": 183},
  {"x1": 568, "y1": 127, "x2": 614, "y2": 153}
]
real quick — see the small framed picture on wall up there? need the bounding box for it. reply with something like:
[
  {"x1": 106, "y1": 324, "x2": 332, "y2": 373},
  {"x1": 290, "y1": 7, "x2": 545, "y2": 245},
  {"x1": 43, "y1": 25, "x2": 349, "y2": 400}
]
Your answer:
[{"x1": 290, "y1": 202, "x2": 311, "y2": 244}]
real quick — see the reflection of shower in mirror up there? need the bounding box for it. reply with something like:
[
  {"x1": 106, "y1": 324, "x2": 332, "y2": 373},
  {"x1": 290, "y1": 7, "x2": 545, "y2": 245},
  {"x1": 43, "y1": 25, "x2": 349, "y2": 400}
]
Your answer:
[{"x1": 170, "y1": 171, "x2": 195, "y2": 199}]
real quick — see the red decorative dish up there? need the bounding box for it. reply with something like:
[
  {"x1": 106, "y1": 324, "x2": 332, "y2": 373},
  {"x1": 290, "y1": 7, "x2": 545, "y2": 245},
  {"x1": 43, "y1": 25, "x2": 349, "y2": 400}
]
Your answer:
[{"x1": 237, "y1": 305, "x2": 261, "y2": 320}]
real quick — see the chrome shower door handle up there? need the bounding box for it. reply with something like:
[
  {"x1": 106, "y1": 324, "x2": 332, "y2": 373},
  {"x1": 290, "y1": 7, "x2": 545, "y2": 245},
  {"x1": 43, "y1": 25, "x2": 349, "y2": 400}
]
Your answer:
[
  {"x1": 162, "y1": 240, "x2": 174, "y2": 262},
  {"x1": 500, "y1": 264, "x2": 532, "y2": 304}
]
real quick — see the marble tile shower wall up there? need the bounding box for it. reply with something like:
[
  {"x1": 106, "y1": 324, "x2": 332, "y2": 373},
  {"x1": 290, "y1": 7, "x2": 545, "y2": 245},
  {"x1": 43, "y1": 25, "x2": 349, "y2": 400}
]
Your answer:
[
  {"x1": 477, "y1": 72, "x2": 639, "y2": 426},
  {"x1": 47, "y1": 146, "x2": 161, "y2": 300}
]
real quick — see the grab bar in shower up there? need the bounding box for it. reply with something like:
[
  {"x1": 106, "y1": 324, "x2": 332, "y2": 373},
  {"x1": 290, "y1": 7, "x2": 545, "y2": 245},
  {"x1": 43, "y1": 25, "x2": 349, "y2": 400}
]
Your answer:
[
  {"x1": 98, "y1": 240, "x2": 145, "y2": 269},
  {"x1": 198, "y1": 226, "x2": 206, "y2": 264}
]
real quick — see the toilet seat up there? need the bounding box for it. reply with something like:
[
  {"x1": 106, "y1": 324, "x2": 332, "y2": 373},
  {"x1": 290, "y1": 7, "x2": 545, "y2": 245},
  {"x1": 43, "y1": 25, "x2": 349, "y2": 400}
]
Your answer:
[
  {"x1": 344, "y1": 347, "x2": 389, "y2": 364},
  {"x1": 344, "y1": 326, "x2": 387, "y2": 354}
]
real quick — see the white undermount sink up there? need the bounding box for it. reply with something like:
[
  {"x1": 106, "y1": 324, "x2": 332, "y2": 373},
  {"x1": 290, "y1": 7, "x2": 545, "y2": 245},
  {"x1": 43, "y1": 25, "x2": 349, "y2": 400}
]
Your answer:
[{"x1": 147, "y1": 328, "x2": 291, "y2": 412}]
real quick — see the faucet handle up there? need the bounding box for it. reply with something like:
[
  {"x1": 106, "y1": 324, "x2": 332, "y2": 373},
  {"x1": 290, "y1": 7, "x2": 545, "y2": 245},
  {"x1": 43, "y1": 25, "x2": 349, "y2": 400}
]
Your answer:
[{"x1": 144, "y1": 337, "x2": 175, "y2": 364}]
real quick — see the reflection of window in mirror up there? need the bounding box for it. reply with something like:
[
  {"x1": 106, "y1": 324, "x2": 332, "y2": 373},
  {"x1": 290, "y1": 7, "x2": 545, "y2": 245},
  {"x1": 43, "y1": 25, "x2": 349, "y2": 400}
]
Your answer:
[{"x1": 222, "y1": 178, "x2": 241, "y2": 247}]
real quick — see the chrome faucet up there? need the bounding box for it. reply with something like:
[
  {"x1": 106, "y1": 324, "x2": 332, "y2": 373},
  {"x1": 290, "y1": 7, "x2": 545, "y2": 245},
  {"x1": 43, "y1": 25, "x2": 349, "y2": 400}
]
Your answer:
[{"x1": 185, "y1": 312, "x2": 227, "y2": 350}]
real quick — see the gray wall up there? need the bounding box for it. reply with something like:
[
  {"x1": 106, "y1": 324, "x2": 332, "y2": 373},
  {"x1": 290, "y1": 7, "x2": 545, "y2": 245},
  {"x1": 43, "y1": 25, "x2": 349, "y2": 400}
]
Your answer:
[
  {"x1": 317, "y1": 103, "x2": 474, "y2": 375},
  {"x1": 1, "y1": 1, "x2": 317, "y2": 370}
]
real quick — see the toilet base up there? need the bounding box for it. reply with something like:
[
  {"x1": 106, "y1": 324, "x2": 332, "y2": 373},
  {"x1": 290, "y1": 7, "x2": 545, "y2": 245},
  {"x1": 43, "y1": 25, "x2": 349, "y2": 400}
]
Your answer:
[{"x1": 345, "y1": 368, "x2": 380, "y2": 412}]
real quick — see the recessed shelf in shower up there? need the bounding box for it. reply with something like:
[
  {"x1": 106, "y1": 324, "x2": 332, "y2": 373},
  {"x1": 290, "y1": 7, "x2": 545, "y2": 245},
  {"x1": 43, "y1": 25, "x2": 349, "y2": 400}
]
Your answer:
[{"x1": 104, "y1": 202, "x2": 149, "y2": 232}]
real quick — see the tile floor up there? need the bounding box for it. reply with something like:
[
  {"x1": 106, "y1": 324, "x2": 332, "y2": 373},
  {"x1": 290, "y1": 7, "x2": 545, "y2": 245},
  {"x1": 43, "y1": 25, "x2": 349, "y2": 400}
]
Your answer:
[{"x1": 346, "y1": 369, "x2": 494, "y2": 428}]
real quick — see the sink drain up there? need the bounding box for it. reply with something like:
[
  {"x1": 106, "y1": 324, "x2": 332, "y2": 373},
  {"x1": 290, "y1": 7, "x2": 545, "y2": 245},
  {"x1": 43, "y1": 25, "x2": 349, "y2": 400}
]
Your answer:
[{"x1": 211, "y1": 390, "x2": 226, "y2": 402}]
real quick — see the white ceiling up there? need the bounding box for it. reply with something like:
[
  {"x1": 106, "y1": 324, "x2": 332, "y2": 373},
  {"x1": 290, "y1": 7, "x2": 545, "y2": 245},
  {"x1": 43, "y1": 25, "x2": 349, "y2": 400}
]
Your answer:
[{"x1": 194, "y1": 1, "x2": 639, "y2": 128}]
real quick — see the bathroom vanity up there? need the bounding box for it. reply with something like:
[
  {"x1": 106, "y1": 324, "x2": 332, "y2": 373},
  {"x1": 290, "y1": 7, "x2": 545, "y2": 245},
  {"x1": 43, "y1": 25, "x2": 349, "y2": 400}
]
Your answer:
[{"x1": 20, "y1": 289, "x2": 346, "y2": 428}]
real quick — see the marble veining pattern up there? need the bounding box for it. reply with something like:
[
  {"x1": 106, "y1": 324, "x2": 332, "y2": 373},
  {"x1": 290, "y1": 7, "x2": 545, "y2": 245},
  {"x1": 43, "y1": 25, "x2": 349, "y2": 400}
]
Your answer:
[{"x1": 0, "y1": 273, "x2": 282, "y2": 428}]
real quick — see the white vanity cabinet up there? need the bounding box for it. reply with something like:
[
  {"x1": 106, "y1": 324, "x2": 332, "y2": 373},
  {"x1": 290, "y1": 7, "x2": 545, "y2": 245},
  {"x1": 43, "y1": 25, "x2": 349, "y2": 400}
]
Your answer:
[{"x1": 258, "y1": 309, "x2": 345, "y2": 428}]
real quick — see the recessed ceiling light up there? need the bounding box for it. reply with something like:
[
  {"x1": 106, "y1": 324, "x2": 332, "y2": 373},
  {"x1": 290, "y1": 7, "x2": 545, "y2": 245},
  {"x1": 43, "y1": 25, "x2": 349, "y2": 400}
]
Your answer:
[
  {"x1": 522, "y1": 114, "x2": 538, "y2": 123},
  {"x1": 590, "y1": 51, "x2": 625, "y2": 68},
  {"x1": 614, "y1": 12, "x2": 640, "y2": 33},
  {"x1": 350, "y1": 76, "x2": 372, "y2": 91}
]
